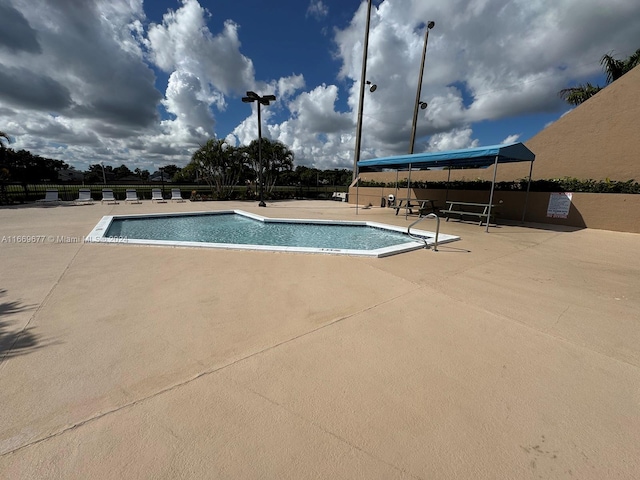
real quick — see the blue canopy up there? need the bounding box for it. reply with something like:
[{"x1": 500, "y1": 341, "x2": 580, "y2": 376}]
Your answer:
[
  {"x1": 354, "y1": 142, "x2": 535, "y2": 232},
  {"x1": 357, "y1": 142, "x2": 535, "y2": 171}
]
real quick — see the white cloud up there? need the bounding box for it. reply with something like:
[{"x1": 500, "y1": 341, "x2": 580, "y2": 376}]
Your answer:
[
  {"x1": 160, "y1": 70, "x2": 216, "y2": 141},
  {"x1": 146, "y1": 0, "x2": 255, "y2": 96},
  {"x1": 427, "y1": 128, "x2": 479, "y2": 152},
  {"x1": 306, "y1": 1, "x2": 329, "y2": 20},
  {"x1": 501, "y1": 134, "x2": 521, "y2": 145},
  {"x1": 2, "y1": 0, "x2": 640, "y2": 173}
]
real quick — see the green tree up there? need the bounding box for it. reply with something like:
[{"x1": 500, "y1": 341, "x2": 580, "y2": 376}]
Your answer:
[
  {"x1": 113, "y1": 164, "x2": 133, "y2": 180},
  {"x1": 300, "y1": 166, "x2": 320, "y2": 186},
  {"x1": 559, "y1": 49, "x2": 640, "y2": 105},
  {"x1": 0, "y1": 131, "x2": 10, "y2": 180},
  {"x1": 0, "y1": 131, "x2": 11, "y2": 203},
  {"x1": 173, "y1": 163, "x2": 198, "y2": 183},
  {"x1": 134, "y1": 168, "x2": 150, "y2": 181},
  {"x1": 1, "y1": 149, "x2": 68, "y2": 182},
  {"x1": 0, "y1": 131, "x2": 9, "y2": 150},
  {"x1": 84, "y1": 164, "x2": 113, "y2": 183},
  {"x1": 244, "y1": 139, "x2": 294, "y2": 193},
  {"x1": 158, "y1": 164, "x2": 181, "y2": 181},
  {"x1": 191, "y1": 139, "x2": 245, "y2": 199}
]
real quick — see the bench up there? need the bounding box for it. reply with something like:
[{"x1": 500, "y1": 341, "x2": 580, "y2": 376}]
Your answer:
[
  {"x1": 441, "y1": 201, "x2": 497, "y2": 226},
  {"x1": 394, "y1": 199, "x2": 438, "y2": 219}
]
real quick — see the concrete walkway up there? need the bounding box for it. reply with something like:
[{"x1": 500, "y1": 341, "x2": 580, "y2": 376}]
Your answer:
[{"x1": 1, "y1": 200, "x2": 638, "y2": 479}]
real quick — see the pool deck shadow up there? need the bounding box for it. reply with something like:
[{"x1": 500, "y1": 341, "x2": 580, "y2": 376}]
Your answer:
[{"x1": 0, "y1": 200, "x2": 639, "y2": 479}]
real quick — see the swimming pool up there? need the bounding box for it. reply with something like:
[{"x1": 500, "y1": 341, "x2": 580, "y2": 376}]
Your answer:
[{"x1": 87, "y1": 210, "x2": 458, "y2": 257}]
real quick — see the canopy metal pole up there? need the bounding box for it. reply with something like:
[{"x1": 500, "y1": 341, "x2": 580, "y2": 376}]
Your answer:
[
  {"x1": 445, "y1": 167, "x2": 451, "y2": 204},
  {"x1": 405, "y1": 165, "x2": 413, "y2": 219},
  {"x1": 395, "y1": 170, "x2": 399, "y2": 199},
  {"x1": 356, "y1": 176, "x2": 359, "y2": 215},
  {"x1": 406, "y1": 164, "x2": 412, "y2": 202},
  {"x1": 485, "y1": 155, "x2": 499, "y2": 233},
  {"x1": 521, "y1": 160, "x2": 534, "y2": 222}
]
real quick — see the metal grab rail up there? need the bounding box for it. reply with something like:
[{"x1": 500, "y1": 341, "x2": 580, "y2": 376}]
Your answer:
[{"x1": 407, "y1": 213, "x2": 440, "y2": 251}]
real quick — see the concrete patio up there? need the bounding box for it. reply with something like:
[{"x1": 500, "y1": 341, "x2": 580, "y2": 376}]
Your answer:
[{"x1": 1, "y1": 199, "x2": 638, "y2": 479}]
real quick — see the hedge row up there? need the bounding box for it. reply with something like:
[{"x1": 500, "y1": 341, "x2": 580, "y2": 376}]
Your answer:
[
  {"x1": 0, "y1": 183, "x2": 347, "y2": 203},
  {"x1": 358, "y1": 177, "x2": 640, "y2": 194}
]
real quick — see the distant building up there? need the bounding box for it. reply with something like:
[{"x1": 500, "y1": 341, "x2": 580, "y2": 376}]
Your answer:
[
  {"x1": 149, "y1": 172, "x2": 172, "y2": 182},
  {"x1": 57, "y1": 167, "x2": 85, "y2": 182}
]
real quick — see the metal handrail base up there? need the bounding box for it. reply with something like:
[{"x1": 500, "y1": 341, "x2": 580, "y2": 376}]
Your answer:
[{"x1": 407, "y1": 213, "x2": 440, "y2": 251}]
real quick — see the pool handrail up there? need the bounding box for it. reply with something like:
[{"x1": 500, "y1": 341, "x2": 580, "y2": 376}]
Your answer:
[{"x1": 407, "y1": 213, "x2": 440, "y2": 251}]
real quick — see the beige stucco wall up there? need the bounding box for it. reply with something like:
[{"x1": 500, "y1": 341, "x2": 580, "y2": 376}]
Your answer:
[
  {"x1": 358, "y1": 65, "x2": 640, "y2": 186},
  {"x1": 348, "y1": 187, "x2": 640, "y2": 233}
]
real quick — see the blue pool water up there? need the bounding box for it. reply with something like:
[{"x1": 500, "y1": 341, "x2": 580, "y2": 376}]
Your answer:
[
  {"x1": 89, "y1": 210, "x2": 458, "y2": 256},
  {"x1": 104, "y1": 212, "x2": 418, "y2": 251}
]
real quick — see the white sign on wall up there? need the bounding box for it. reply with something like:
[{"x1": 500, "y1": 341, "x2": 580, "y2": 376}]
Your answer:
[{"x1": 547, "y1": 192, "x2": 573, "y2": 218}]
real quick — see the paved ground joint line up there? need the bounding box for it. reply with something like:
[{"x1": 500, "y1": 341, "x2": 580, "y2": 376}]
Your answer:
[
  {"x1": 226, "y1": 377, "x2": 426, "y2": 480},
  {"x1": 0, "y1": 244, "x2": 86, "y2": 371},
  {"x1": 0, "y1": 288, "x2": 420, "y2": 457},
  {"x1": 423, "y1": 282, "x2": 640, "y2": 372}
]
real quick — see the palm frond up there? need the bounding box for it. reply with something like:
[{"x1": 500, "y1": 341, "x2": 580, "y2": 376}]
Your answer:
[
  {"x1": 600, "y1": 52, "x2": 625, "y2": 84},
  {"x1": 558, "y1": 83, "x2": 602, "y2": 106},
  {"x1": 0, "y1": 131, "x2": 11, "y2": 149}
]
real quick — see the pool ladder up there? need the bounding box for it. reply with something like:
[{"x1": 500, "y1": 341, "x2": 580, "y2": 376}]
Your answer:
[{"x1": 407, "y1": 213, "x2": 440, "y2": 252}]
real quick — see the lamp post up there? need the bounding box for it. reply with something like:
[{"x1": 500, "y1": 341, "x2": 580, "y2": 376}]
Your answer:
[
  {"x1": 409, "y1": 20, "x2": 435, "y2": 154},
  {"x1": 353, "y1": 0, "x2": 374, "y2": 182},
  {"x1": 242, "y1": 91, "x2": 276, "y2": 207},
  {"x1": 100, "y1": 162, "x2": 106, "y2": 185}
]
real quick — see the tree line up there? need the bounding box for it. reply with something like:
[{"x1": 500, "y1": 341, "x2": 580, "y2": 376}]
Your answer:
[
  {"x1": 0, "y1": 134, "x2": 353, "y2": 200},
  {"x1": 2, "y1": 47, "x2": 636, "y2": 196},
  {"x1": 179, "y1": 138, "x2": 352, "y2": 199}
]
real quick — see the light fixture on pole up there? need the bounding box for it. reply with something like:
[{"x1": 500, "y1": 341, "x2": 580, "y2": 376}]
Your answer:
[
  {"x1": 242, "y1": 91, "x2": 276, "y2": 207},
  {"x1": 353, "y1": 0, "x2": 374, "y2": 182},
  {"x1": 366, "y1": 80, "x2": 377, "y2": 92},
  {"x1": 409, "y1": 20, "x2": 435, "y2": 154}
]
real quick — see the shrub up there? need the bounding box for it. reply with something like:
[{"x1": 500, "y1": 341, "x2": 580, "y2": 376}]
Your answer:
[{"x1": 357, "y1": 177, "x2": 640, "y2": 194}]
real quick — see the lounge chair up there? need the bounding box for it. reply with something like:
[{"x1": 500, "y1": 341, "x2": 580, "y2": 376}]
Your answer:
[
  {"x1": 74, "y1": 188, "x2": 94, "y2": 205},
  {"x1": 125, "y1": 189, "x2": 141, "y2": 204},
  {"x1": 151, "y1": 188, "x2": 166, "y2": 203},
  {"x1": 101, "y1": 188, "x2": 119, "y2": 204},
  {"x1": 170, "y1": 188, "x2": 185, "y2": 202},
  {"x1": 37, "y1": 189, "x2": 60, "y2": 203}
]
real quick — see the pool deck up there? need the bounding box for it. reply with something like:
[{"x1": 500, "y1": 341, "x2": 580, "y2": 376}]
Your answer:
[{"x1": 1, "y1": 199, "x2": 639, "y2": 479}]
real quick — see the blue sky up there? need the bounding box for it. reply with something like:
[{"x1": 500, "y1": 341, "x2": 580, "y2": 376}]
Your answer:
[
  {"x1": 1, "y1": 0, "x2": 639, "y2": 172},
  {"x1": 142, "y1": 0, "x2": 359, "y2": 140}
]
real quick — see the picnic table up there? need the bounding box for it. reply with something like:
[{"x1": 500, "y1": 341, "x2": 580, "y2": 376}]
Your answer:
[
  {"x1": 440, "y1": 201, "x2": 497, "y2": 226},
  {"x1": 394, "y1": 198, "x2": 438, "y2": 219}
]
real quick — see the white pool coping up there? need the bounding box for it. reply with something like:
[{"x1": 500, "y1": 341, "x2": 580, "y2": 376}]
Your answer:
[{"x1": 86, "y1": 210, "x2": 460, "y2": 257}]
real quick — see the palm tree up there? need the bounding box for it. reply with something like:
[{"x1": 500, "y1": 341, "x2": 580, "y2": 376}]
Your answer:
[
  {"x1": 192, "y1": 139, "x2": 245, "y2": 199},
  {"x1": 600, "y1": 49, "x2": 640, "y2": 84},
  {"x1": 0, "y1": 131, "x2": 10, "y2": 150},
  {"x1": 559, "y1": 48, "x2": 640, "y2": 105},
  {"x1": 0, "y1": 131, "x2": 11, "y2": 203},
  {"x1": 244, "y1": 138, "x2": 294, "y2": 193}
]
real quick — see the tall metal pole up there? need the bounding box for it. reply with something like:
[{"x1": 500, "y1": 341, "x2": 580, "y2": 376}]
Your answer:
[
  {"x1": 409, "y1": 21, "x2": 435, "y2": 154},
  {"x1": 352, "y1": 0, "x2": 373, "y2": 182},
  {"x1": 257, "y1": 101, "x2": 265, "y2": 207},
  {"x1": 242, "y1": 91, "x2": 275, "y2": 207}
]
